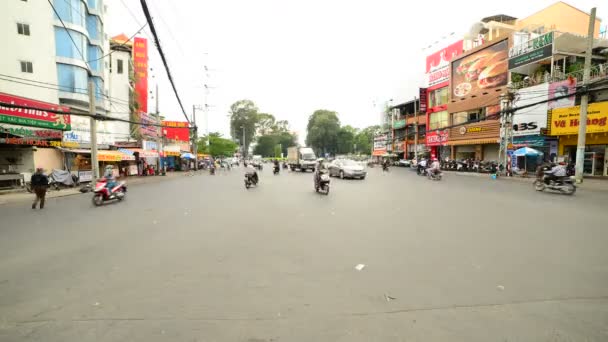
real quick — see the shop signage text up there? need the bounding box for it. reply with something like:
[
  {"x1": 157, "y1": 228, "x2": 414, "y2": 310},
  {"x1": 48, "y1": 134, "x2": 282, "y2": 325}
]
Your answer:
[
  {"x1": 549, "y1": 102, "x2": 608, "y2": 135},
  {"x1": 0, "y1": 126, "x2": 63, "y2": 139},
  {"x1": 419, "y1": 88, "x2": 428, "y2": 113},
  {"x1": 459, "y1": 126, "x2": 487, "y2": 135},
  {"x1": 393, "y1": 119, "x2": 406, "y2": 129},
  {"x1": 512, "y1": 122, "x2": 538, "y2": 132},
  {"x1": 508, "y1": 44, "x2": 553, "y2": 69},
  {"x1": 425, "y1": 40, "x2": 463, "y2": 90},
  {"x1": 508, "y1": 32, "x2": 553, "y2": 59},
  {"x1": 0, "y1": 138, "x2": 80, "y2": 148},
  {"x1": 426, "y1": 130, "x2": 448, "y2": 146},
  {"x1": 0, "y1": 93, "x2": 71, "y2": 131}
]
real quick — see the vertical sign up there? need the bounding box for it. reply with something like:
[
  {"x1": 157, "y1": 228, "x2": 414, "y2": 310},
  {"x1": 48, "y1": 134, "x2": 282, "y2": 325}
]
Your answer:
[
  {"x1": 133, "y1": 37, "x2": 148, "y2": 119},
  {"x1": 419, "y1": 88, "x2": 428, "y2": 113}
]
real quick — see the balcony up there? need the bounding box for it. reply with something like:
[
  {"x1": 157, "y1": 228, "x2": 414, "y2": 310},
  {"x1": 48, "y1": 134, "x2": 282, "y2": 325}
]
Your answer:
[{"x1": 511, "y1": 61, "x2": 608, "y2": 89}]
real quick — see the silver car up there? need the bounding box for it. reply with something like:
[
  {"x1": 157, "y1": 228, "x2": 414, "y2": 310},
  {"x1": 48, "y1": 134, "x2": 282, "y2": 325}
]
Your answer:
[{"x1": 328, "y1": 159, "x2": 367, "y2": 179}]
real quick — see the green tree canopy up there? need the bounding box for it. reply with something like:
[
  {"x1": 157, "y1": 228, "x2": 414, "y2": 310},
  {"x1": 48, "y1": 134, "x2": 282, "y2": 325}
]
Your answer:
[
  {"x1": 197, "y1": 132, "x2": 238, "y2": 157},
  {"x1": 306, "y1": 109, "x2": 341, "y2": 156},
  {"x1": 354, "y1": 125, "x2": 381, "y2": 154},
  {"x1": 229, "y1": 100, "x2": 259, "y2": 157},
  {"x1": 254, "y1": 131, "x2": 297, "y2": 157},
  {"x1": 256, "y1": 113, "x2": 276, "y2": 136},
  {"x1": 336, "y1": 125, "x2": 358, "y2": 155}
]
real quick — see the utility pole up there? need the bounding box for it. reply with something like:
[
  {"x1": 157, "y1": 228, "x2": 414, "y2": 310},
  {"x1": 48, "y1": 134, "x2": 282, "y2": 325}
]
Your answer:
[
  {"x1": 498, "y1": 92, "x2": 514, "y2": 176},
  {"x1": 574, "y1": 7, "x2": 597, "y2": 183},
  {"x1": 155, "y1": 83, "x2": 163, "y2": 175},
  {"x1": 88, "y1": 79, "x2": 99, "y2": 182},
  {"x1": 241, "y1": 126, "x2": 246, "y2": 158},
  {"x1": 192, "y1": 105, "x2": 198, "y2": 170},
  {"x1": 414, "y1": 96, "x2": 419, "y2": 161}
]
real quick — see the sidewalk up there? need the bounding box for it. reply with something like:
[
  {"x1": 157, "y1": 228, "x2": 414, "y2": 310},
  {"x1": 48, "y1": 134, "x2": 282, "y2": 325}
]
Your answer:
[
  {"x1": 452, "y1": 171, "x2": 608, "y2": 192},
  {"x1": 0, "y1": 171, "x2": 186, "y2": 205}
]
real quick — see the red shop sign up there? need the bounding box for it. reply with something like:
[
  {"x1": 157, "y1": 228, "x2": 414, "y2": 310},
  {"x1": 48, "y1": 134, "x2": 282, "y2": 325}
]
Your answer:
[
  {"x1": 426, "y1": 130, "x2": 449, "y2": 146},
  {"x1": 0, "y1": 93, "x2": 71, "y2": 130}
]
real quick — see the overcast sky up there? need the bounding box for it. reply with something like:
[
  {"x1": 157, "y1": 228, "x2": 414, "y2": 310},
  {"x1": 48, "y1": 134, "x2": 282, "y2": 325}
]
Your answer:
[{"x1": 105, "y1": 0, "x2": 606, "y2": 142}]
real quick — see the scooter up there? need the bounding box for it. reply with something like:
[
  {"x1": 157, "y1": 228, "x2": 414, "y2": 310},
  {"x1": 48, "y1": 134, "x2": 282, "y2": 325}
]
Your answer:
[
  {"x1": 315, "y1": 170, "x2": 330, "y2": 195},
  {"x1": 416, "y1": 165, "x2": 427, "y2": 176},
  {"x1": 273, "y1": 165, "x2": 280, "y2": 175},
  {"x1": 245, "y1": 172, "x2": 258, "y2": 189},
  {"x1": 92, "y1": 178, "x2": 127, "y2": 206},
  {"x1": 209, "y1": 165, "x2": 216, "y2": 175},
  {"x1": 427, "y1": 170, "x2": 443, "y2": 181},
  {"x1": 534, "y1": 174, "x2": 576, "y2": 195}
]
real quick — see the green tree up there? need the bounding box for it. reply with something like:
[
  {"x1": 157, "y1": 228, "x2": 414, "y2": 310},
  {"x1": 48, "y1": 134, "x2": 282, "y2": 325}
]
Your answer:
[
  {"x1": 306, "y1": 109, "x2": 341, "y2": 156},
  {"x1": 197, "y1": 132, "x2": 238, "y2": 157},
  {"x1": 256, "y1": 113, "x2": 276, "y2": 135},
  {"x1": 336, "y1": 125, "x2": 357, "y2": 155},
  {"x1": 229, "y1": 100, "x2": 259, "y2": 157},
  {"x1": 354, "y1": 125, "x2": 380, "y2": 154},
  {"x1": 253, "y1": 135, "x2": 277, "y2": 157},
  {"x1": 273, "y1": 144, "x2": 282, "y2": 158},
  {"x1": 253, "y1": 131, "x2": 297, "y2": 157}
]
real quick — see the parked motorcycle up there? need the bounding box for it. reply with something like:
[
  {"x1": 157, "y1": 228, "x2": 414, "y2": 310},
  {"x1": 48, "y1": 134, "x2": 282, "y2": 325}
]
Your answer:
[
  {"x1": 92, "y1": 178, "x2": 127, "y2": 206},
  {"x1": 534, "y1": 174, "x2": 576, "y2": 195},
  {"x1": 315, "y1": 170, "x2": 330, "y2": 195},
  {"x1": 244, "y1": 173, "x2": 258, "y2": 189}
]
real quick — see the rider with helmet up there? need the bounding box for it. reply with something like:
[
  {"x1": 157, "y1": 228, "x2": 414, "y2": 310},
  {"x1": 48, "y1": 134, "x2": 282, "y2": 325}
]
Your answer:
[{"x1": 429, "y1": 157, "x2": 441, "y2": 176}]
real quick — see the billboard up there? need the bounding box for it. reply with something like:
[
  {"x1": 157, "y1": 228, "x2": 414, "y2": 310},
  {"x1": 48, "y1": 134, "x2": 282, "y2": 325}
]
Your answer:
[
  {"x1": 451, "y1": 40, "x2": 508, "y2": 99},
  {"x1": 548, "y1": 101, "x2": 608, "y2": 136},
  {"x1": 372, "y1": 133, "x2": 388, "y2": 156},
  {"x1": 426, "y1": 40, "x2": 463, "y2": 91},
  {"x1": 161, "y1": 120, "x2": 190, "y2": 142},
  {"x1": 133, "y1": 37, "x2": 148, "y2": 137},
  {"x1": 508, "y1": 32, "x2": 553, "y2": 69},
  {"x1": 548, "y1": 78, "x2": 576, "y2": 109},
  {"x1": 512, "y1": 83, "x2": 549, "y2": 136},
  {"x1": 0, "y1": 93, "x2": 71, "y2": 130}
]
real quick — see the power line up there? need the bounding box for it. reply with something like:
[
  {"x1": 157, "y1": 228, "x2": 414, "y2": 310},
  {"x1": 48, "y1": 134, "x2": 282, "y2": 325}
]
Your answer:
[
  {"x1": 139, "y1": 0, "x2": 190, "y2": 124},
  {"x1": 47, "y1": 0, "x2": 91, "y2": 73},
  {"x1": 87, "y1": 22, "x2": 148, "y2": 63}
]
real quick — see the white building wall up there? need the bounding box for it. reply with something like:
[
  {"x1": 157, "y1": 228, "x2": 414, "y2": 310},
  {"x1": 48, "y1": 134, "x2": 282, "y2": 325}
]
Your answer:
[
  {"x1": 0, "y1": 0, "x2": 59, "y2": 104},
  {"x1": 106, "y1": 49, "x2": 132, "y2": 143}
]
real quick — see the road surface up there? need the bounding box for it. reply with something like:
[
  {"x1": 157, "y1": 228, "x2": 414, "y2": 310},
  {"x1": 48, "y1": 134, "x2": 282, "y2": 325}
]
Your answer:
[{"x1": 1, "y1": 166, "x2": 607, "y2": 341}]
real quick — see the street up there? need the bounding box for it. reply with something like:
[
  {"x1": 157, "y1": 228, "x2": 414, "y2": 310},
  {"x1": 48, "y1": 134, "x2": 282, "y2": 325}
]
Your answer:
[{"x1": 0, "y1": 166, "x2": 607, "y2": 342}]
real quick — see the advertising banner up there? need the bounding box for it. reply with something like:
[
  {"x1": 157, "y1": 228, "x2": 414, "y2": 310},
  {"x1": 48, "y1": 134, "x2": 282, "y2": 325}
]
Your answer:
[
  {"x1": 451, "y1": 40, "x2": 508, "y2": 99},
  {"x1": 548, "y1": 79, "x2": 576, "y2": 109},
  {"x1": 419, "y1": 88, "x2": 428, "y2": 113},
  {"x1": 508, "y1": 32, "x2": 553, "y2": 69},
  {"x1": 426, "y1": 40, "x2": 463, "y2": 91},
  {"x1": 161, "y1": 120, "x2": 190, "y2": 142},
  {"x1": 0, "y1": 124, "x2": 63, "y2": 140},
  {"x1": 548, "y1": 101, "x2": 608, "y2": 135},
  {"x1": 140, "y1": 112, "x2": 158, "y2": 138},
  {"x1": 133, "y1": 37, "x2": 148, "y2": 114},
  {"x1": 372, "y1": 133, "x2": 388, "y2": 155},
  {"x1": 512, "y1": 83, "x2": 549, "y2": 136},
  {"x1": 0, "y1": 93, "x2": 70, "y2": 130},
  {"x1": 426, "y1": 129, "x2": 449, "y2": 146}
]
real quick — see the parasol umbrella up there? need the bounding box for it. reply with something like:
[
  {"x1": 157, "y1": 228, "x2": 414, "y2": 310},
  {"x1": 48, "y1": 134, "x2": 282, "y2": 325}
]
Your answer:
[{"x1": 513, "y1": 147, "x2": 543, "y2": 171}]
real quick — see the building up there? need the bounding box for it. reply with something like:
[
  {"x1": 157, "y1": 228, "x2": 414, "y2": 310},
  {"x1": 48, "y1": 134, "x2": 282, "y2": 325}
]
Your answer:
[{"x1": 424, "y1": 40, "x2": 464, "y2": 160}]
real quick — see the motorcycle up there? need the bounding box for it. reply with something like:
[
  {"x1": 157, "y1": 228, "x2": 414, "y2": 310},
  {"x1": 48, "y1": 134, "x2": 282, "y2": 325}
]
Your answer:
[
  {"x1": 416, "y1": 165, "x2": 428, "y2": 176},
  {"x1": 273, "y1": 165, "x2": 280, "y2": 175},
  {"x1": 315, "y1": 170, "x2": 330, "y2": 195},
  {"x1": 209, "y1": 166, "x2": 216, "y2": 175},
  {"x1": 427, "y1": 170, "x2": 443, "y2": 181},
  {"x1": 92, "y1": 178, "x2": 127, "y2": 206},
  {"x1": 244, "y1": 173, "x2": 258, "y2": 189},
  {"x1": 382, "y1": 164, "x2": 389, "y2": 172},
  {"x1": 534, "y1": 174, "x2": 576, "y2": 195}
]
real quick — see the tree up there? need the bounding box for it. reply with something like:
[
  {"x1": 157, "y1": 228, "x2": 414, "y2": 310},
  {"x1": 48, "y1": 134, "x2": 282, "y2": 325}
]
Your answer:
[
  {"x1": 229, "y1": 100, "x2": 259, "y2": 157},
  {"x1": 197, "y1": 132, "x2": 238, "y2": 157},
  {"x1": 354, "y1": 125, "x2": 381, "y2": 154},
  {"x1": 256, "y1": 113, "x2": 276, "y2": 136},
  {"x1": 253, "y1": 131, "x2": 297, "y2": 157},
  {"x1": 253, "y1": 135, "x2": 277, "y2": 157},
  {"x1": 337, "y1": 125, "x2": 357, "y2": 155},
  {"x1": 306, "y1": 109, "x2": 340, "y2": 156}
]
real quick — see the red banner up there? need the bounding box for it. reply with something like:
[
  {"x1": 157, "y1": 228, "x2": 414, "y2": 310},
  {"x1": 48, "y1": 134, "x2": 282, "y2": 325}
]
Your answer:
[
  {"x1": 161, "y1": 120, "x2": 190, "y2": 142},
  {"x1": 425, "y1": 129, "x2": 449, "y2": 146},
  {"x1": 0, "y1": 93, "x2": 71, "y2": 130},
  {"x1": 133, "y1": 37, "x2": 148, "y2": 115},
  {"x1": 425, "y1": 40, "x2": 463, "y2": 91}
]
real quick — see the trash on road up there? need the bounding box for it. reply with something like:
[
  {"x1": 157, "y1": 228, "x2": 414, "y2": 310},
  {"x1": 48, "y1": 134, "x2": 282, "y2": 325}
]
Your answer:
[
  {"x1": 355, "y1": 264, "x2": 366, "y2": 271},
  {"x1": 497, "y1": 285, "x2": 505, "y2": 291},
  {"x1": 384, "y1": 294, "x2": 397, "y2": 301},
  {"x1": 93, "y1": 302, "x2": 100, "y2": 306}
]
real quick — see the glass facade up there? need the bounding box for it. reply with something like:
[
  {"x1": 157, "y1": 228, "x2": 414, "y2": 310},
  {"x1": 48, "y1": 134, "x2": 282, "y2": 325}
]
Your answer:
[
  {"x1": 54, "y1": 0, "x2": 105, "y2": 101},
  {"x1": 57, "y1": 63, "x2": 88, "y2": 94},
  {"x1": 429, "y1": 111, "x2": 449, "y2": 130}
]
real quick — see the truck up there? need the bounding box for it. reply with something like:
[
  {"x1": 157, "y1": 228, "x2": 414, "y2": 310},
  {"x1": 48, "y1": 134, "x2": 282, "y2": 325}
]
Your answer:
[{"x1": 287, "y1": 147, "x2": 317, "y2": 172}]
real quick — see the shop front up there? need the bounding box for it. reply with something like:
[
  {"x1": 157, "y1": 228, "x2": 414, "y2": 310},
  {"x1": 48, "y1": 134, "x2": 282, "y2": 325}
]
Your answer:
[
  {"x1": 548, "y1": 101, "x2": 608, "y2": 176},
  {"x1": 447, "y1": 120, "x2": 500, "y2": 160}
]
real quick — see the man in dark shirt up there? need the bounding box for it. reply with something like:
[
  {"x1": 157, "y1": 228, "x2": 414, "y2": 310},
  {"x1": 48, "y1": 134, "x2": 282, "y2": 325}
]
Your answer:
[{"x1": 30, "y1": 168, "x2": 49, "y2": 209}]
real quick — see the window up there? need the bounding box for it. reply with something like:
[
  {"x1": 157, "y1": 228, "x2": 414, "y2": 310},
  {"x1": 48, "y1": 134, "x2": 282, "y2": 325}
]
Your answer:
[
  {"x1": 452, "y1": 110, "x2": 484, "y2": 125},
  {"x1": 429, "y1": 111, "x2": 449, "y2": 130},
  {"x1": 117, "y1": 59, "x2": 124, "y2": 74},
  {"x1": 17, "y1": 23, "x2": 30, "y2": 36},
  {"x1": 20, "y1": 61, "x2": 33, "y2": 73},
  {"x1": 57, "y1": 63, "x2": 87, "y2": 93},
  {"x1": 55, "y1": 28, "x2": 87, "y2": 61},
  {"x1": 429, "y1": 87, "x2": 448, "y2": 108}
]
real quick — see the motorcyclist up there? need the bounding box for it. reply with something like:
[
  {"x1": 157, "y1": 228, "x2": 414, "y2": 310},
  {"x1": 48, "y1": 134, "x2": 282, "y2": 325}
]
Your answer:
[
  {"x1": 314, "y1": 158, "x2": 328, "y2": 187},
  {"x1": 417, "y1": 157, "x2": 427, "y2": 174},
  {"x1": 544, "y1": 161, "x2": 567, "y2": 185},
  {"x1": 273, "y1": 159, "x2": 280, "y2": 171},
  {"x1": 245, "y1": 162, "x2": 259, "y2": 184},
  {"x1": 103, "y1": 165, "x2": 118, "y2": 192},
  {"x1": 429, "y1": 157, "x2": 441, "y2": 176}
]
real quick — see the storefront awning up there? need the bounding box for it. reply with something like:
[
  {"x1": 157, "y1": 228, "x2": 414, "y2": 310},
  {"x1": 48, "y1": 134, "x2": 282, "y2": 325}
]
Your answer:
[
  {"x1": 446, "y1": 138, "x2": 499, "y2": 146},
  {"x1": 126, "y1": 148, "x2": 159, "y2": 158},
  {"x1": 98, "y1": 150, "x2": 135, "y2": 161}
]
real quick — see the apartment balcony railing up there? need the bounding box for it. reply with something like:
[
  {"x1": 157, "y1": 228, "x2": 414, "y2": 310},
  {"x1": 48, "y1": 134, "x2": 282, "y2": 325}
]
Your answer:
[{"x1": 511, "y1": 62, "x2": 608, "y2": 89}]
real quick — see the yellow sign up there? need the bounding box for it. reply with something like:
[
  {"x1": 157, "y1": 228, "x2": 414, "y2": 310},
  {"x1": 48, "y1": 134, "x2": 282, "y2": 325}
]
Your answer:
[{"x1": 549, "y1": 102, "x2": 608, "y2": 135}]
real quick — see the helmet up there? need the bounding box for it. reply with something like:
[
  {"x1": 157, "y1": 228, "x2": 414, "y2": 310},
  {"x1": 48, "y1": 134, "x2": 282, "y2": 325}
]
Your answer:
[{"x1": 105, "y1": 165, "x2": 113, "y2": 171}]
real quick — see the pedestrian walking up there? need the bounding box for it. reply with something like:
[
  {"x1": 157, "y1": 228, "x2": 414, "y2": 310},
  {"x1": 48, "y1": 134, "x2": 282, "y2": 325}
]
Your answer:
[{"x1": 30, "y1": 167, "x2": 49, "y2": 209}]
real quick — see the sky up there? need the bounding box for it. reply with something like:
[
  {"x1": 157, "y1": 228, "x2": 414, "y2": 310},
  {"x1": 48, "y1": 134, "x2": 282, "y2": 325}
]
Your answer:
[{"x1": 105, "y1": 0, "x2": 607, "y2": 143}]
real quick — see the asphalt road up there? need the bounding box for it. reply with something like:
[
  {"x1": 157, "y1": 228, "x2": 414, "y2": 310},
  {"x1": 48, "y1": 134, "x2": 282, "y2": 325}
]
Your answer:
[{"x1": 1, "y1": 166, "x2": 607, "y2": 342}]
